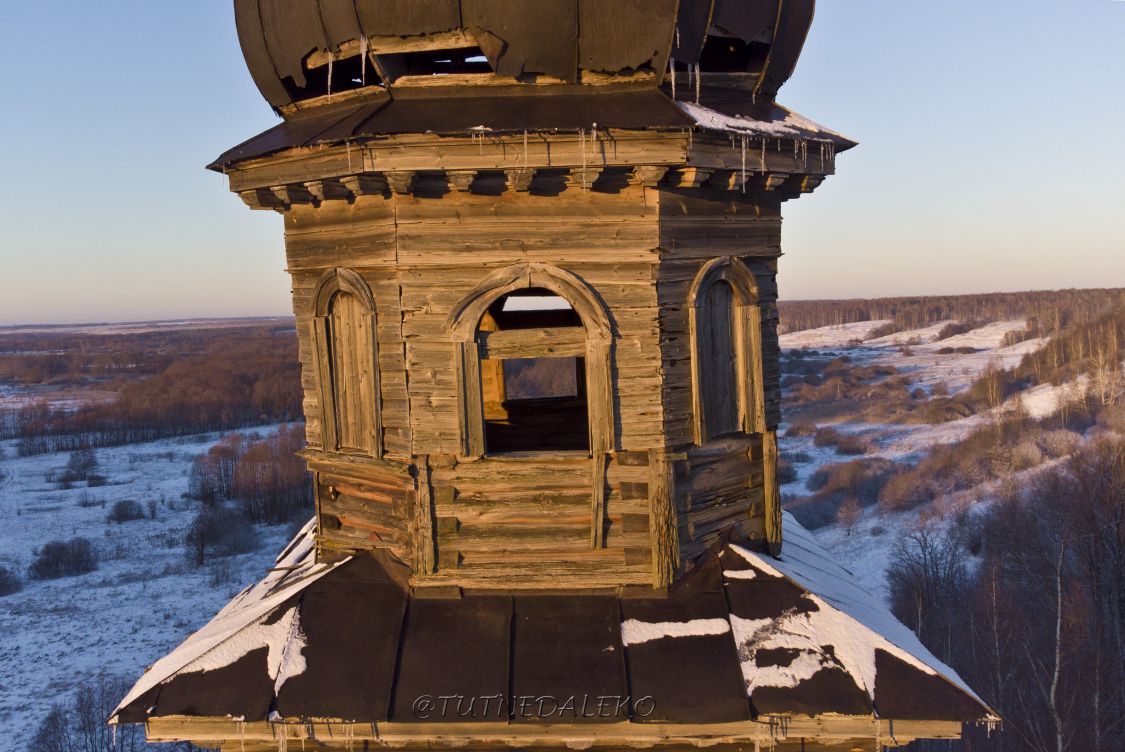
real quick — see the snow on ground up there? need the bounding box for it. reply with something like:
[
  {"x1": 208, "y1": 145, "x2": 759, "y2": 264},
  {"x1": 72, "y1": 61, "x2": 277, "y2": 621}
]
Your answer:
[
  {"x1": 0, "y1": 425, "x2": 293, "y2": 745},
  {"x1": 779, "y1": 320, "x2": 893, "y2": 349},
  {"x1": 865, "y1": 321, "x2": 951, "y2": 347},
  {"x1": 776, "y1": 318, "x2": 1099, "y2": 604}
]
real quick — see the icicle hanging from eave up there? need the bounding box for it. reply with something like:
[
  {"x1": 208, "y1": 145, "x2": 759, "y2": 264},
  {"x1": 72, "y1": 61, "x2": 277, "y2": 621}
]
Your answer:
[{"x1": 359, "y1": 37, "x2": 368, "y2": 86}]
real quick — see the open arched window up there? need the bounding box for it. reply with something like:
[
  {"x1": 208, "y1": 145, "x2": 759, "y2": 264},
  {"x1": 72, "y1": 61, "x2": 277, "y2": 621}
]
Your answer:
[
  {"x1": 449, "y1": 264, "x2": 613, "y2": 458},
  {"x1": 689, "y1": 258, "x2": 765, "y2": 444},
  {"x1": 477, "y1": 289, "x2": 589, "y2": 453},
  {"x1": 312, "y1": 268, "x2": 381, "y2": 457}
]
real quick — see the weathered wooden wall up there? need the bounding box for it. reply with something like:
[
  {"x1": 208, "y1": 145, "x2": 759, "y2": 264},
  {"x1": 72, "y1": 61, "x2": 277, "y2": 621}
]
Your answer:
[
  {"x1": 282, "y1": 176, "x2": 783, "y2": 588},
  {"x1": 656, "y1": 187, "x2": 784, "y2": 444}
]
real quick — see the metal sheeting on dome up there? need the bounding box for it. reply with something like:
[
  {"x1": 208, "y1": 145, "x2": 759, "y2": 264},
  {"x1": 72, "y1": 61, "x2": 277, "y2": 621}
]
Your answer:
[{"x1": 233, "y1": 0, "x2": 812, "y2": 113}]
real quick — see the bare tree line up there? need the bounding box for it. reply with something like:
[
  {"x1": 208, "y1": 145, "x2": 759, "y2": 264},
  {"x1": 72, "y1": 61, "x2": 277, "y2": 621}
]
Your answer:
[
  {"x1": 778, "y1": 288, "x2": 1125, "y2": 337},
  {"x1": 889, "y1": 438, "x2": 1125, "y2": 752}
]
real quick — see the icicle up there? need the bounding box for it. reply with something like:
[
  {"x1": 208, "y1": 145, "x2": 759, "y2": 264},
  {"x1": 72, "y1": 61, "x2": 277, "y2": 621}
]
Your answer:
[
  {"x1": 327, "y1": 54, "x2": 333, "y2": 99},
  {"x1": 740, "y1": 134, "x2": 747, "y2": 193},
  {"x1": 240, "y1": 720, "x2": 246, "y2": 752},
  {"x1": 346, "y1": 141, "x2": 352, "y2": 172},
  {"x1": 760, "y1": 137, "x2": 766, "y2": 171},
  {"x1": 579, "y1": 128, "x2": 587, "y2": 178},
  {"x1": 694, "y1": 62, "x2": 701, "y2": 103},
  {"x1": 522, "y1": 130, "x2": 528, "y2": 168},
  {"x1": 669, "y1": 57, "x2": 676, "y2": 99},
  {"x1": 112, "y1": 724, "x2": 117, "y2": 749},
  {"x1": 675, "y1": 26, "x2": 681, "y2": 48},
  {"x1": 359, "y1": 37, "x2": 368, "y2": 86}
]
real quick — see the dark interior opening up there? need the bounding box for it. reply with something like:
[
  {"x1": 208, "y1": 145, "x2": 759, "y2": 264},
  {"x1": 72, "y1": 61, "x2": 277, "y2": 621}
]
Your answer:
[
  {"x1": 400, "y1": 47, "x2": 492, "y2": 76},
  {"x1": 289, "y1": 53, "x2": 382, "y2": 100},
  {"x1": 698, "y1": 36, "x2": 771, "y2": 74},
  {"x1": 478, "y1": 289, "x2": 590, "y2": 454}
]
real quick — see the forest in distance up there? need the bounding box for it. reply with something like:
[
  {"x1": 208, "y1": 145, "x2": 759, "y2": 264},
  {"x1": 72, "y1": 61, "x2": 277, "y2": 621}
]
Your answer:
[{"x1": 0, "y1": 285, "x2": 1124, "y2": 752}]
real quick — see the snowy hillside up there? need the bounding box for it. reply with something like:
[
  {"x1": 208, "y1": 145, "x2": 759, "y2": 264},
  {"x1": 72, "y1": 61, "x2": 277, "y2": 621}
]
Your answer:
[
  {"x1": 776, "y1": 319, "x2": 1109, "y2": 598},
  {"x1": 0, "y1": 428, "x2": 292, "y2": 745}
]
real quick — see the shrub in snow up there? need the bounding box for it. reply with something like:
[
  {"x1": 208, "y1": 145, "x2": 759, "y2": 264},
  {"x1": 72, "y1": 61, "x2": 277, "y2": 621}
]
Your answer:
[
  {"x1": 835, "y1": 434, "x2": 870, "y2": 456},
  {"x1": 28, "y1": 538, "x2": 98, "y2": 580},
  {"x1": 878, "y1": 471, "x2": 931, "y2": 512},
  {"x1": 65, "y1": 447, "x2": 98, "y2": 481},
  {"x1": 185, "y1": 506, "x2": 259, "y2": 567},
  {"x1": 836, "y1": 496, "x2": 862, "y2": 536},
  {"x1": 1009, "y1": 440, "x2": 1044, "y2": 471},
  {"x1": 106, "y1": 499, "x2": 146, "y2": 524},
  {"x1": 85, "y1": 473, "x2": 108, "y2": 487},
  {"x1": 812, "y1": 427, "x2": 841, "y2": 448},
  {"x1": 1098, "y1": 403, "x2": 1125, "y2": 434},
  {"x1": 0, "y1": 565, "x2": 22, "y2": 596},
  {"x1": 783, "y1": 422, "x2": 817, "y2": 438}
]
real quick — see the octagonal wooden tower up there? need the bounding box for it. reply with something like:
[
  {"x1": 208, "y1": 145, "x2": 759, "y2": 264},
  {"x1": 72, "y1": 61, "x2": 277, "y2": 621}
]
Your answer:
[{"x1": 114, "y1": 2, "x2": 995, "y2": 749}]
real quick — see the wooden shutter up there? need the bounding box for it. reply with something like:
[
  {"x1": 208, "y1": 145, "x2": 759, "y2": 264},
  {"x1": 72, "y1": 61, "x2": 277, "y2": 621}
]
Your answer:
[
  {"x1": 329, "y1": 292, "x2": 378, "y2": 455},
  {"x1": 699, "y1": 281, "x2": 739, "y2": 439}
]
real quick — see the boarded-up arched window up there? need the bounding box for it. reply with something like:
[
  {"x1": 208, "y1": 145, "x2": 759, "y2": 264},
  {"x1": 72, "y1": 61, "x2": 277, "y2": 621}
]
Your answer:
[
  {"x1": 689, "y1": 258, "x2": 765, "y2": 444},
  {"x1": 698, "y1": 280, "x2": 740, "y2": 438},
  {"x1": 312, "y1": 269, "x2": 381, "y2": 457}
]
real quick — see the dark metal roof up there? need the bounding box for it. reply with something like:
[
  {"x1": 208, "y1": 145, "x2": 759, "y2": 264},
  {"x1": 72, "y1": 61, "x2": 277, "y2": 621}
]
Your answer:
[
  {"x1": 208, "y1": 88, "x2": 855, "y2": 170},
  {"x1": 233, "y1": 0, "x2": 809, "y2": 112},
  {"x1": 208, "y1": 88, "x2": 694, "y2": 168},
  {"x1": 112, "y1": 515, "x2": 992, "y2": 727}
]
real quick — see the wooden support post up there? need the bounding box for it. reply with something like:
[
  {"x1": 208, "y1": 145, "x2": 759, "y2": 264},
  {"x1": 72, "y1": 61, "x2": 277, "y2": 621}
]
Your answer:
[
  {"x1": 504, "y1": 168, "x2": 536, "y2": 191},
  {"x1": 567, "y1": 167, "x2": 603, "y2": 190},
  {"x1": 669, "y1": 167, "x2": 714, "y2": 189},
  {"x1": 340, "y1": 174, "x2": 387, "y2": 196},
  {"x1": 630, "y1": 165, "x2": 669, "y2": 187},
  {"x1": 304, "y1": 179, "x2": 351, "y2": 202},
  {"x1": 446, "y1": 170, "x2": 478, "y2": 192},
  {"x1": 271, "y1": 184, "x2": 318, "y2": 206},
  {"x1": 763, "y1": 172, "x2": 790, "y2": 191},
  {"x1": 591, "y1": 451, "x2": 608, "y2": 548},
  {"x1": 414, "y1": 455, "x2": 436, "y2": 575},
  {"x1": 648, "y1": 448, "x2": 679, "y2": 587},
  {"x1": 762, "y1": 429, "x2": 783, "y2": 556},
  {"x1": 385, "y1": 171, "x2": 416, "y2": 195},
  {"x1": 238, "y1": 188, "x2": 285, "y2": 211}
]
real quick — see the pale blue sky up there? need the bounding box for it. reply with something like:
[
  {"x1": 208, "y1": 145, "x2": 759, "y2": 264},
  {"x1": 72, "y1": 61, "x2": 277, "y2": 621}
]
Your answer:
[{"x1": 1, "y1": 1, "x2": 1122, "y2": 325}]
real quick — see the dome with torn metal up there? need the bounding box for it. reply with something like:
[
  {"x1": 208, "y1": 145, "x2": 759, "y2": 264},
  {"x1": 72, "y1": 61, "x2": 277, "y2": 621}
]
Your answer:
[{"x1": 235, "y1": 0, "x2": 814, "y2": 114}]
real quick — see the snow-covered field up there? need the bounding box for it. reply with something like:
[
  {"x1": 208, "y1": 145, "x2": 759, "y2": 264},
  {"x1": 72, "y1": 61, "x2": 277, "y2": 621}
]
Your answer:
[{"x1": 0, "y1": 425, "x2": 292, "y2": 744}]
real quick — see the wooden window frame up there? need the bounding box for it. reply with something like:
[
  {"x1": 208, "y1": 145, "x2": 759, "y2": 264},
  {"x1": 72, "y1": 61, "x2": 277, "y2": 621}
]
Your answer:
[
  {"x1": 687, "y1": 257, "x2": 766, "y2": 444},
  {"x1": 311, "y1": 267, "x2": 383, "y2": 458},
  {"x1": 447, "y1": 263, "x2": 615, "y2": 460}
]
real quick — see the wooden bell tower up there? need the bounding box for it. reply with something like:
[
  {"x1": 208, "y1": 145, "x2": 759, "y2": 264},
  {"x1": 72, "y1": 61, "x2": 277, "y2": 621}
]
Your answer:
[
  {"x1": 114, "y1": 4, "x2": 998, "y2": 748},
  {"x1": 213, "y1": 0, "x2": 852, "y2": 591}
]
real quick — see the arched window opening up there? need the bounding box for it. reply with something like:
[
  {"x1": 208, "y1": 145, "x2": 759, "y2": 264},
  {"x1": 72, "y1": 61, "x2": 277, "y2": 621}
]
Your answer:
[
  {"x1": 699, "y1": 280, "x2": 740, "y2": 438},
  {"x1": 477, "y1": 289, "x2": 590, "y2": 454},
  {"x1": 312, "y1": 268, "x2": 380, "y2": 458},
  {"x1": 689, "y1": 258, "x2": 764, "y2": 445},
  {"x1": 326, "y1": 291, "x2": 376, "y2": 453}
]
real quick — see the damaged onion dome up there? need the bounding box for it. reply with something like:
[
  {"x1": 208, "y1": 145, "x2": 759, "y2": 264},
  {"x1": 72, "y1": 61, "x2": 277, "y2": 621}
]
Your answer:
[{"x1": 235, "y1": 0, "x2": 814, "y2": 114}]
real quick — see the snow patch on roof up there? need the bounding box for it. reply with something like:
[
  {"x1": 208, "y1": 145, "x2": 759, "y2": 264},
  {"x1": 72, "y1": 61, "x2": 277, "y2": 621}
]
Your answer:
[
  {"x1": 677, "y1": 101, "x2": 849, "y2": 142},
  {"x1": 174, "y1": 605, "x2": 308, "y2": 695},
  {"x1": 729, "y1": 513, "x2": 987, "y2": 707},
  {"x1": 621, "y1": 618, "x2": 731, "y2": 646},
  {"x1": 111, "y1": 519, "x2": 346, "y2": 721}
]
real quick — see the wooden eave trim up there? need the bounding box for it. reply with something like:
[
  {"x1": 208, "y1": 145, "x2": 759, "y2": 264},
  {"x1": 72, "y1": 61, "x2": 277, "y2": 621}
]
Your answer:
[{"x1": 144, "y1": 716, "x2": 966, "y2": 745}]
